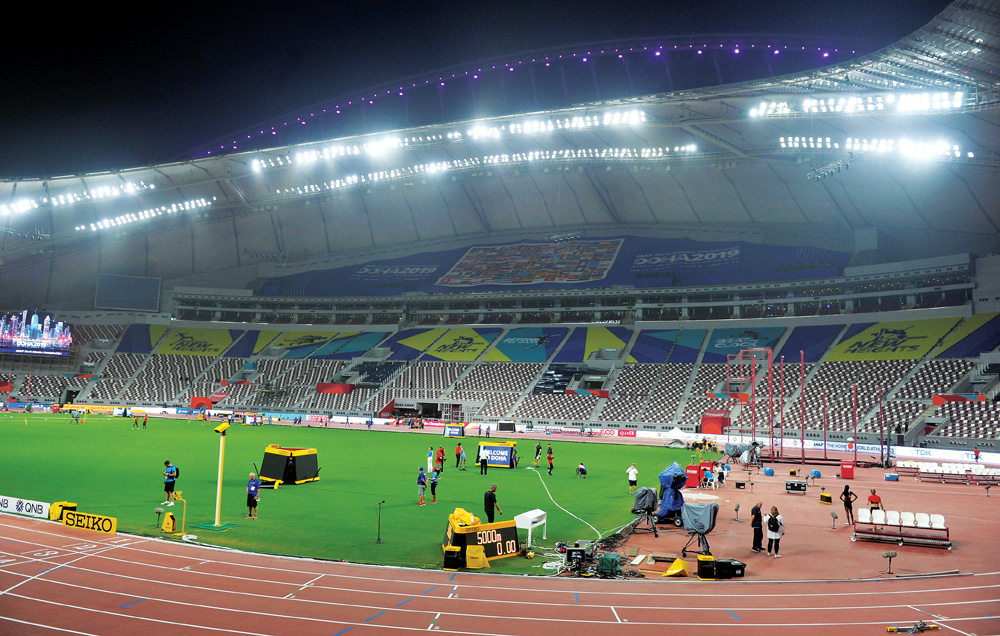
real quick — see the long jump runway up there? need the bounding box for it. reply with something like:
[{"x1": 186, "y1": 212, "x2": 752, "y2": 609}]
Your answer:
[{"x1": 1, "y1": 514, "x2": 998, "y2": 636}]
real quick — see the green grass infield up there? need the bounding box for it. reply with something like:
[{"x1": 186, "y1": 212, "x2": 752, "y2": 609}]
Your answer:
[{"x1": 0, "y1": 412, "x2": 705, "y2": 574}]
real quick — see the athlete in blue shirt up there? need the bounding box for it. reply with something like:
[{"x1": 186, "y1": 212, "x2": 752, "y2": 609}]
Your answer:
[
  {"x1": 162, "y1": 461, "x2": 178, "y2": 506},
  {"x1": 246, "y1": 472, "x2": 261, "y2": 519}
]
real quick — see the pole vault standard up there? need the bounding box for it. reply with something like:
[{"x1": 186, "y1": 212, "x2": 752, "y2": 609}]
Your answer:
[
  {"x1": 778, "y1": 355, "x2": 784, "y2": 459},
  {"x1": 878, "y1": 385, "x2": 885, "y2": 468},
  {"x1": 726, "y1": 348, "x2": 775, "y2": 458},
  {"x1": 800, "y1": 350, "x2": 806, "y2": 465},
  {"x1": 853, "y1": 384, "x2": 859, "y2": 466},
  {"x1": 823, "y1": 388, "x2": 828, "y2": 461}
]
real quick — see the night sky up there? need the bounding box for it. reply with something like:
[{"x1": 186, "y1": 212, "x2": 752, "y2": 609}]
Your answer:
[{"x1": 2, "y1": 0, "x2": 952, "y2": 179}]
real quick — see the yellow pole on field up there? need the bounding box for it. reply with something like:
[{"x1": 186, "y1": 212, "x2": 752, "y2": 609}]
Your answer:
[{"x1": 212, "y1": 424, "x2": 229, "y2": 527}]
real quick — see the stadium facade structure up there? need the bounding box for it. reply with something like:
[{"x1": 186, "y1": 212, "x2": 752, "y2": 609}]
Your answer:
[{"x1": 1, "y1": 1, "x2": 999, "y2": 452}]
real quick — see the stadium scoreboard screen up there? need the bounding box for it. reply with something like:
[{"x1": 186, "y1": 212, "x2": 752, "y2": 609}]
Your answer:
[
  {"x1": 0, "y1": 310, "x2": 72, "y2": 357},
  {"x1": 443, "y1": 510, "x2": 519, "y2": 564}
]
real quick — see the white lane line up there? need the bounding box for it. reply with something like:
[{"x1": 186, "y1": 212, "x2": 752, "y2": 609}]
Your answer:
[
  {"x1": 0, "y1": 616, "x2": 98, "y2": 635},
  {"x1": 9, "y1": 590, "x2": 1000, "y2": 633},
  {"x1": 936, "y1": 621, "x2": 976, "y2": 636},
  {"x1": 5, "y1": 518, "x2": 999, "y2": 601}
]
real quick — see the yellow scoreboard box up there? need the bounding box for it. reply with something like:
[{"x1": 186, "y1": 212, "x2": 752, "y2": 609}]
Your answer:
[{"x1": 442, "y1": 508, "x2": 519, "y2": 569}]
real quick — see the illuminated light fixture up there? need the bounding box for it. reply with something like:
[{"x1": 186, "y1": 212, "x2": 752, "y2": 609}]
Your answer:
[{"x1": 752, "y1": 91, "x2": 964, "y2": 118}]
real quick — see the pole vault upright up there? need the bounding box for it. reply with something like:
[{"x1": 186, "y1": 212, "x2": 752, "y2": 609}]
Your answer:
[
  {"x1": 727, "y1": 348, "x2": 775, "y2": 458},
  {"x1": 800, "y1": 350, "x2": 806, "y2": 465}
]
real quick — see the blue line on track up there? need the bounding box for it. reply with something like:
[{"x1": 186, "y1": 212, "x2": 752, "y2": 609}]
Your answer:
[
  {"x1": 574, "y1": 592, "x2": 580, "y2": 601},
  {"x1": 365, "y1": 611, "x2": 385, "y2": 623},
  {"x1": 332, "y1": 628, "x2": 353, "y2": 636},
  {"x1": 396, "y1": 597, "x2": 413, "y2": 607},
  {"x1": 726, "y1": 610, "x2": 741, "y2": 620},
  {"x1": 120, "y1": 598, "x2": 146, "y2": 609},
  {"x1": 423, "y1": 585, "x2": 439, "y2": 594},
  {"x1": 448, "y1": 572, "x2": 457, "y2": 581}
]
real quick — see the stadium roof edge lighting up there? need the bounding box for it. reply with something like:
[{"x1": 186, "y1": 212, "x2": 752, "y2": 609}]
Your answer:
[{"x1": 2, "y1": 1, "x2": 998, "y2": 242}]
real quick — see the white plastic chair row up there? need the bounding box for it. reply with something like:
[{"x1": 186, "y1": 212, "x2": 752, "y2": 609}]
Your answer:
[{"x1": 858, "y1": 509, "x2": 946, "y2": 530}]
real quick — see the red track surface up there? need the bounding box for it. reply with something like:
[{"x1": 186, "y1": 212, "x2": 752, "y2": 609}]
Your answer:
[{"x1": 2, "y1": 512, "x2": 998, "y2": 636}]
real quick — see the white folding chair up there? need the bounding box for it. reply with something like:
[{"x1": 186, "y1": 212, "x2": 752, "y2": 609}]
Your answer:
[
  {"x1": 857, "y1": 508, "x2": 871, "y2": 524},
  {"x1": 871, "y1": 509, "x2": 886, "y2": 526},
  {"x1": 900, "y1": 512, "x2": 916, "y2": 527},
  {"x1": 930, "y1": 514, "x2": 946, "y2": 530},
  {"x1": 915, "y1": 513, "x2": 931, "y2": 529},
  {"x1": 885, "y1": 511, "x2": 900, "y2": 526}
]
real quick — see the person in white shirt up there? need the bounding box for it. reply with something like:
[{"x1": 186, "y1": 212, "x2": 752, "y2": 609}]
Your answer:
[
  {"x1": 766, "y1": 506, "x2": 786, "y2": 557},
  {"x1": 626, "y1": 463, "x2": 639, "y2": 495}
]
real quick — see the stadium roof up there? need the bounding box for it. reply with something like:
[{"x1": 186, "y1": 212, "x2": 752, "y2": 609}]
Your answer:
[{"x1": 1, "y1": 0, "x2": 998, "y2": 309}]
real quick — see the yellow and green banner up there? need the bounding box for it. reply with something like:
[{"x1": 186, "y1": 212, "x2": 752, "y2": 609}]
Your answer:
[
  {"x1": 423, "y1": 328, "x2": 502, "y2": 361},
  {"x1": 154, "y1": 328, "x2": 238, "y2": 356},
  {"x1": 827, "y1": 318, "x2": 961, "y2": 361},
  {"x1": 935, "y1": 312, "x2": 998, "y2": 357}
]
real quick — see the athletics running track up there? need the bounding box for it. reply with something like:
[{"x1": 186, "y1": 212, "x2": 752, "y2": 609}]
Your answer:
[{"x1": 1, "y1": 514, "x2": 997, "y2": 636}]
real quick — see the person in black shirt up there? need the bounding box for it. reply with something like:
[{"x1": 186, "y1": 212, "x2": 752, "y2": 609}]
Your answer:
[
  {"x1": 840, "y1": 485, "x2": 858, "y2": 525},
  {"x1": 484, "y1": 484, "x2": 502, "y2": 524},
  {"x1": 750, "y1": 500, "x2": 763, "y2": 553}
]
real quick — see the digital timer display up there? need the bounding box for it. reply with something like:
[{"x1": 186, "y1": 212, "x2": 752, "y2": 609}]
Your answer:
[
  {"x1": 470, "y1": 525, "x2": 519, "y2": 559},
  {"x1": 443, "y1": 517, "x2": 519, "y2": 562}
]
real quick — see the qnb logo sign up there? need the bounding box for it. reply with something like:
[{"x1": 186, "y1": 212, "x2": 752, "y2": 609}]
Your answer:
[
  {"x1": 0, "y1": 495, "x2": 50, "y2": 519},
  {"x1": 62, "y1": 511, "x2": 118, "y2": 535}
]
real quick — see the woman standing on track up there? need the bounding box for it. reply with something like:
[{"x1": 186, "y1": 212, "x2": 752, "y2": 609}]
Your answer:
[
  {"x1": 766, "y1": 505, "x2": 785, "y2": 557},
  {"x1": 840, "y1": 485, "x2": 858, "y2": 525}
]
